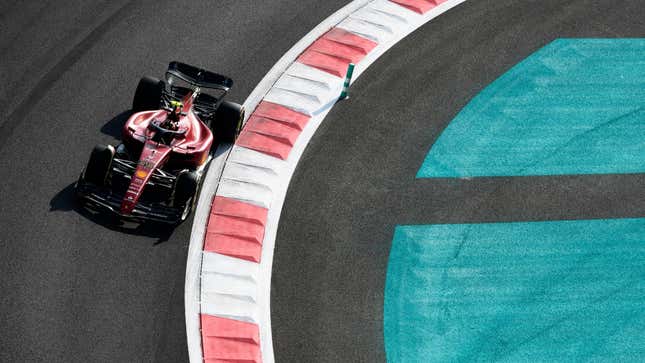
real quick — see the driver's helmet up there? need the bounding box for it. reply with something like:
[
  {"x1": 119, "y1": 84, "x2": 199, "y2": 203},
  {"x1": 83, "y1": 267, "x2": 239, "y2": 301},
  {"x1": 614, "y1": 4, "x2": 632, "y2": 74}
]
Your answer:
[{"x1": 169, "y1": 100, "x2": 183, "y2": 118}]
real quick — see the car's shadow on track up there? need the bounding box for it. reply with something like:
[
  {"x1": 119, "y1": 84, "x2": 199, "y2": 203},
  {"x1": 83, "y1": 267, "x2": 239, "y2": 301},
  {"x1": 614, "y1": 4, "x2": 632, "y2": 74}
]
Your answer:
[
  {"x1": 101, "y1": 109, "x2": 132, "y2": 140},
  {"x1": 50, "y1": 183, "x2": 177, "y2": 244}
]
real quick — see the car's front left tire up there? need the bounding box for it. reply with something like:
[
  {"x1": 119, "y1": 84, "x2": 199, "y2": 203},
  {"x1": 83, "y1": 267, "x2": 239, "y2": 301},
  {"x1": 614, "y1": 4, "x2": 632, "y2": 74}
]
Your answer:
[{"x1": 82, "y1": 144, "x2": 115, "y2": 186}]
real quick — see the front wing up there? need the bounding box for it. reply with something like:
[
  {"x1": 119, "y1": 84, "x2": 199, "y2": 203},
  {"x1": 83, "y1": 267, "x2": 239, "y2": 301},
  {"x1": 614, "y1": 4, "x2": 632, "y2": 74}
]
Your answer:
[{"x1": 75, "y1": 180, "x2": 183, "y2": 224}]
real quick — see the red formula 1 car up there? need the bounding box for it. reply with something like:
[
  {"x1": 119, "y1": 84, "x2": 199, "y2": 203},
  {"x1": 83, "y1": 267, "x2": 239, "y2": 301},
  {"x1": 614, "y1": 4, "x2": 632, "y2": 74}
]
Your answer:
[{"x1": 76, "y1": 62, "x2": 244, "y2": 224}]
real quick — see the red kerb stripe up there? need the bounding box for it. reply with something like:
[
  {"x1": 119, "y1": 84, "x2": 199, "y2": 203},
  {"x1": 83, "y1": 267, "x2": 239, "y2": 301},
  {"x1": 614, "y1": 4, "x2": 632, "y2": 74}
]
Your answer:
[
  {"x1": 204, "y1": 196, "x2": 268, "y2": 263},
  {"x1": 236, "y1": 102, "x2": 311, "y2": 160},
  {"x1": 322, "y1": 28, "x2": 378, "y2": 54},
  {"x1": 390, "y1": 0, "x2": 439, "y2": 14},
  {"x1": 201, "y1": 315, "x2": 262, "y2": 363},
  {"x1": 297, "y1": 27, "x2": 378, "y2": 77}
]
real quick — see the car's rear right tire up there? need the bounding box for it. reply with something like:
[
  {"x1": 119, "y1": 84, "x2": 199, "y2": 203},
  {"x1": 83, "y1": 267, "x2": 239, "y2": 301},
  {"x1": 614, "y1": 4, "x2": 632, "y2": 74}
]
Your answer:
[
  {"x1": 213, "y1": 101, "x2": 244, "y2": 144},
  {"x1": 83, "y1": 145, "x2": 115, "y2": 186},
  {"x1": 132, "y1": 76, "x2": 163, "y2": 112}
]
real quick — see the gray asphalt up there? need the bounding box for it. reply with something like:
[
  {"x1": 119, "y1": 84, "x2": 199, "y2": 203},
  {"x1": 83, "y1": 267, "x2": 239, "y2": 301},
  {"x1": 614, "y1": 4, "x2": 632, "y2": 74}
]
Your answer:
[
  {"x1": 271, "y1": 1, "x2": 645, "y2": 362},
  {"x1": 0, "y1": 1, "x2": 348, "y2": 362}
]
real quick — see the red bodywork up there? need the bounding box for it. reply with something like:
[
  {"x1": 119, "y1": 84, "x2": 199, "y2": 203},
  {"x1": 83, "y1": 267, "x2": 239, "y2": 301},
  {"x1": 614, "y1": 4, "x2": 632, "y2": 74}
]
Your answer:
[{"x1": 120, "y1": 92, "x2": 212, "y2": 215}]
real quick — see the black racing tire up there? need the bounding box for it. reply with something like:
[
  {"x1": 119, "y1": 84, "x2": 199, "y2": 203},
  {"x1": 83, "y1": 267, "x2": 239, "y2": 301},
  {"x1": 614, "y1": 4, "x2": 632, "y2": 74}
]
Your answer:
[
  {"x1": 83, "y1": 145, "x2": 115, "y2": 186},
  {"x1": 132, "y1": 76, "x2": 163, "y2": 112},
  {"x1": 213, "y1": 101, "x2": 244, "y2": 144},
  {"x1": 173, "y1": 170, "x2": 199, "y2": 222}
]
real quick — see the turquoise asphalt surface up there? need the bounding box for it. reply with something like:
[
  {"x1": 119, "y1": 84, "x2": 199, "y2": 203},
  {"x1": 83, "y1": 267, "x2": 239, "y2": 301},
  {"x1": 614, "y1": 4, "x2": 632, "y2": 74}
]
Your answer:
[
  {"x1": 418, "y1": 38, "x2": 645, "y2": 178},
  {"x1": 385, "y1": 218, "x2": 645, "y2": 362}
]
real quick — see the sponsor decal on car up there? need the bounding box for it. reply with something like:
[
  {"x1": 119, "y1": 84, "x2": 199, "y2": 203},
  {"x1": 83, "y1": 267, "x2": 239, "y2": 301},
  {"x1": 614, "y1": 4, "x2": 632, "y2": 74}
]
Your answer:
[{"x1": 138, "y1": 159, "x2": 154, "y2": 169}]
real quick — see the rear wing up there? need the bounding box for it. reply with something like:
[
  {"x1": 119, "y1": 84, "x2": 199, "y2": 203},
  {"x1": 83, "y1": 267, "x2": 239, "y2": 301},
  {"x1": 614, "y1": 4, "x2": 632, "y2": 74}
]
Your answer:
[{"x1": 165, "y1": 61, "x2": 233, "y2": 91}]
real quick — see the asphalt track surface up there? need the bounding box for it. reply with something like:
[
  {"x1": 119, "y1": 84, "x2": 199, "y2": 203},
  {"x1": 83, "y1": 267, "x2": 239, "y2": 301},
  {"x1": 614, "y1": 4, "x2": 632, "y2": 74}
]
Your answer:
[
  {"x1": 0, "y1": 1, "x2": 349, "y2": 362},
  {"x1": 272, "y1": 1, "x2": 645, "y2": 362}
]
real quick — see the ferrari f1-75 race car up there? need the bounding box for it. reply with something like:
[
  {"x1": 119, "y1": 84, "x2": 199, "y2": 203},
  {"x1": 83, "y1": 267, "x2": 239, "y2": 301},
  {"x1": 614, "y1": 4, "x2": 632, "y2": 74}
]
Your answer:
[{"x1": 76, "y1": 61, "x2": 244, "y2": 224}]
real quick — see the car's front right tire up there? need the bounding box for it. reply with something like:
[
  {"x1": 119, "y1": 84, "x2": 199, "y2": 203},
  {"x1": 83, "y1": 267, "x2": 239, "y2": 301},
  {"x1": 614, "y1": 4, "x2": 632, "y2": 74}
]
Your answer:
[{"x1": 173, "y1": 170, "x2": 199, "y2": 222}]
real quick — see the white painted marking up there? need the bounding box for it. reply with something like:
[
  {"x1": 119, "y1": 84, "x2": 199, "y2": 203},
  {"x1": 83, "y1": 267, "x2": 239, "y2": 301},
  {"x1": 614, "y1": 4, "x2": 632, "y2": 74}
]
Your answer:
[
  {"x1": 229, "y1": 145, "x2": 286, "y2": 173},
  {"x1": 337, "y1": 17, "x2": 394, "y2": 42},
  {"x1": 217, "y1": 178, "x2": 273, "y2": 209},
  {"x1": 264, "y1": 88, "x2": 321, "y2": 116},
  {"x1": 352, "y1": 6, "x2": 408, "y2": 28},
  {"x1": 265, "y1": 64, "x2": 344, "y2": 116},
  {"x1": 200, "y1": 252, "x2": 260, "y2": 323}
]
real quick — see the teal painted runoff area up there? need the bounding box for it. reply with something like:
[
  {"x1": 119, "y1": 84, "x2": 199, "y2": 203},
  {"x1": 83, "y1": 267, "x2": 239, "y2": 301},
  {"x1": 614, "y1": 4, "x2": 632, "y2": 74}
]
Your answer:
[
  {"x1": 418, "y1": 39, "x2": 645, "y2": 178},
  {"x1": 384, "y1": 218, "x2": 645, "y2": 362}
]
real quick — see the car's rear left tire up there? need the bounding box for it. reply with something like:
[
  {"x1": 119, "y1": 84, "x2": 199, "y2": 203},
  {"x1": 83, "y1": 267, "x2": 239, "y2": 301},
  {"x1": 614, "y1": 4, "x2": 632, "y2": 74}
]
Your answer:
[
  {"x1": 213, "y1": 101, "x2": 244, "y2": 144},
  {"x1": 132, "y1": 76, "x2": 163, "y2": 112},
  {"x1": 83, "y1": 145, "x2": 115, "y2": 186},
  {"x1": 173, "y1": 170, "x2": 199, "y2": 222}
]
